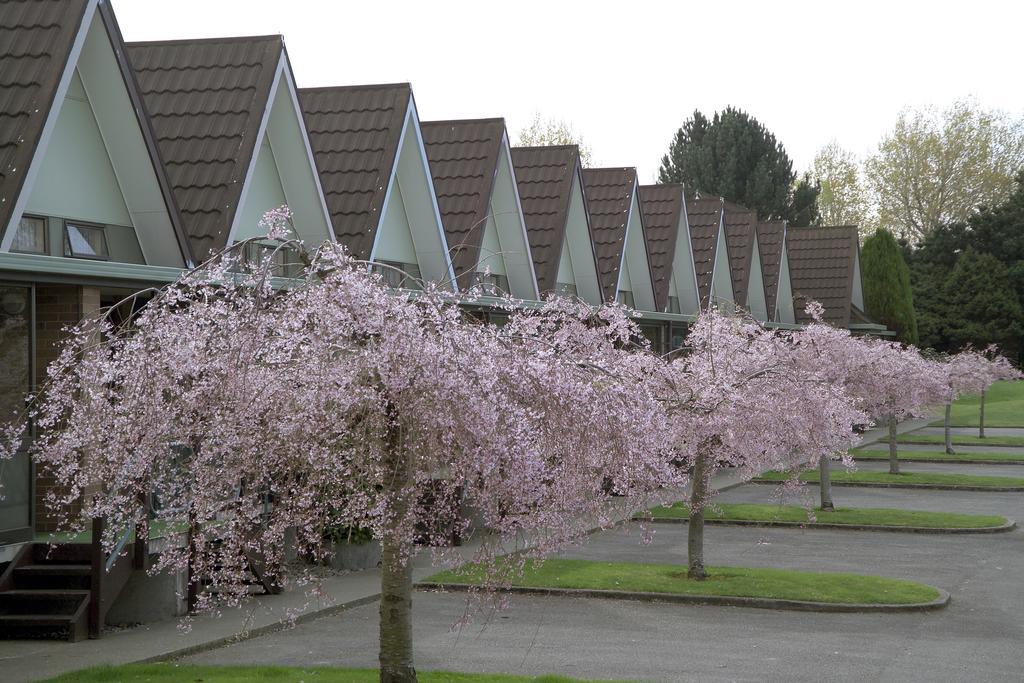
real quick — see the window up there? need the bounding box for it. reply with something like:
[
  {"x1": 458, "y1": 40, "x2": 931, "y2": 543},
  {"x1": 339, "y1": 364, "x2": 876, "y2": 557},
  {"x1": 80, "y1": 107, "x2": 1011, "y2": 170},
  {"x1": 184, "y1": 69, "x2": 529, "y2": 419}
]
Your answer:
[
  {"x1": 63, "y1": 223, "x2": 108, "y2": 260},
  {"x1": 667, "y1": 295, "x2": 681, "y2": 314},
  {"x1": 372, "y1": 261, "x2": 422, "y2": 290},
  {"x1": 617, "y1": 290, "x2": 635, "y2": 308},
  {"x1": 244, "y1": 242, "x2": 301, "y2": 278},
  {"x1": 470, "y1": 271, "x2": 509, "y2": 296},
  {"x1": 12, "y1": 216, "x2": 47, "y2": 254}
]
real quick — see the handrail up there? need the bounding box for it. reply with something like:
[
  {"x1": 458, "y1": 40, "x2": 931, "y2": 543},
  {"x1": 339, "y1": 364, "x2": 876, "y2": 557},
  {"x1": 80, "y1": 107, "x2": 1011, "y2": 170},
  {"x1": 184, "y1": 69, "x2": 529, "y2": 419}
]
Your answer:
[{"x1": 105, "y1": 521, "x2": 134, "y2": 573}]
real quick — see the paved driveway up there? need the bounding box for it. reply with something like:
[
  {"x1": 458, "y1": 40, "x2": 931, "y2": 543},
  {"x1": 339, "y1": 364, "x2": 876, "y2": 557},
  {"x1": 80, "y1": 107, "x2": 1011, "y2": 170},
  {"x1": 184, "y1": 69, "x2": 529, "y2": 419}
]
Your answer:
[{"x1": 186, "y1": 482, "x2": 1024, "y2": 682}]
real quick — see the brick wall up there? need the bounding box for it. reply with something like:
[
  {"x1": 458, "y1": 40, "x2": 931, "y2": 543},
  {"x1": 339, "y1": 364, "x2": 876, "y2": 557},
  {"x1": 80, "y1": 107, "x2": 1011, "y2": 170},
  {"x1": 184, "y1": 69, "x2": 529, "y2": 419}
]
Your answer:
[{"x1": 33, "y1": 284, "x2": 100, "y2": 533}]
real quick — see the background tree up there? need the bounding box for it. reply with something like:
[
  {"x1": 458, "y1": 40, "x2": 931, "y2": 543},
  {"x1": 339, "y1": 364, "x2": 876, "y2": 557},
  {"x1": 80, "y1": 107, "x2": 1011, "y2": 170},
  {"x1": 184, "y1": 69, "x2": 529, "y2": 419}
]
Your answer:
[
  {"x1": 967, "y1": 171, "x2": 1024, "y2": 313},
  {"x1": 516, "y1": 113, "x2": 593, "y2": 167},
  {"x1": 861, "y1": 228, "x2": 919, "y2": 345},
  {"x1": 789, "y1": 172, "x2": 821, "y2": 227},
  {"x1": 942, "y1": 249, "x2": 1024, "y2": 361},
  {"x1": 657, "y1": 107, "x2": 818, "y2": 222},
  {"x1": 864, "y1": 99, "x2": 1024, "y2": 242},
  {"x1": 811, "y1": 141, "x2": 871, "y2": 230}
]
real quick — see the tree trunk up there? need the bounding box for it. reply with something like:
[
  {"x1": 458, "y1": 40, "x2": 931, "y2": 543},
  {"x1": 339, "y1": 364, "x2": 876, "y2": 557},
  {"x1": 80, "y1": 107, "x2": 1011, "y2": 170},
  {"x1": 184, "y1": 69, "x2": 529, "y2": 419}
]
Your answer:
[
  {"x1": 379, "y1": 410, "x2": 417, "y2": 683},
  {"x1": 818, "y1": 454, "x2": 834, "y2": 511},
  {"x1": 888, "y1": 412, "x2": 900, "y2": 475},
  {"x1": 979, "y1": 390, "x2": 986, "y2": 439},
  {"x1": 944, "y1": 402, "x2": 955, "y2": 455},
  {"x1": 687, "y1": 451, "x2": 709, "y2": 580}
]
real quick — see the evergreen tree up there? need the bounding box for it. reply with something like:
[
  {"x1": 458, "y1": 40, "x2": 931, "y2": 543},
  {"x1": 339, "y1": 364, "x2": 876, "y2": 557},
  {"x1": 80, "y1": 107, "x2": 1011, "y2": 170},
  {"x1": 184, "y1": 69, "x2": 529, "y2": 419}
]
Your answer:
[
  {"x1": 967, "y1": 171, "x2": 1024, "y2": 306},
  {"x1": 861, "y1": 228, "x2": 919, "y2": 345},
  {"x1": 943, "y1": 249, "x2": 1023, "y2": 358},
  {"x1": 789, "y1": 173, "x2": 821, "y2": 227},
  {"x1": 658, "y1": 107, "x2": 817, "y2": 222}
]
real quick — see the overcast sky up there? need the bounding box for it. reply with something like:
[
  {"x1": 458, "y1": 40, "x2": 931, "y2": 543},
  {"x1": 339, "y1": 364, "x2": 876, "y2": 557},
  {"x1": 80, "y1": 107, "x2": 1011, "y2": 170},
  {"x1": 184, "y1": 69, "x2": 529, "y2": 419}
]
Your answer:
[{"x1": 111, "y1": 0, "x2": 1023, "y2": 183}]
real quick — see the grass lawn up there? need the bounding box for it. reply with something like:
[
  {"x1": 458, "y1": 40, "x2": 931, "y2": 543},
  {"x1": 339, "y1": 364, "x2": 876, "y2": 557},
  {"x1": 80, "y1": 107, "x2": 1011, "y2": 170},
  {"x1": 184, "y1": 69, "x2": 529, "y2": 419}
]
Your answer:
[
  {"x1": 852, "y1": 448, "x2": 1024, "y2": 464},
  {"x1": 929, "y1": 380, "x2": 1024, "y2": 428},
  {"x1": 43, "y1": 664, "x2": 632, "y2": 683},
  {"x1": 755, "y1": 470, "x2": 1024, "y2": 488},
  {"x1": 895, "y1": 433, "x2": 1024, "y2": 447},
  {"x1": 425, "y1": 559, "x2": 939, "y2": 605},
  {"x1": 646, "y1": 502, "x2": 1007, "y2": 529}
]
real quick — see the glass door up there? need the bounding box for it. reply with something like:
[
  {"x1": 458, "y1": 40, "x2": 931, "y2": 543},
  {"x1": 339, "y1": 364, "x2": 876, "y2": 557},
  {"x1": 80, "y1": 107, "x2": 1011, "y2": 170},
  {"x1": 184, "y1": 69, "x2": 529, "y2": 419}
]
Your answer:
[{"x1": 0, "y1": 284, "x2": 32, "y2": 544}]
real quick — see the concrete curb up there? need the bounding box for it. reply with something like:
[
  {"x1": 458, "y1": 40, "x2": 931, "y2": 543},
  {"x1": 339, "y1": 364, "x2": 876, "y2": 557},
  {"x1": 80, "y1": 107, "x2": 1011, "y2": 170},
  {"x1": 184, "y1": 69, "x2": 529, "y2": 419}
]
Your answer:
[
  {"x1": 897, "y1": 439, "x2": 1024, "y2": 448},
  {"x1": 639, "y1": 517, "x2": 1017, "y2": 535},
  {"x1": 853, "y1": 455, "x2": 1024, "y2": 466},
  {"x1": 140, "y1": 593, "x2": 382, "y2": 663},
  {"x1": 415, "y1": 582, "x2": 951, "y2": 614},
  {"x1": 750, "y1": 479, "x2": 1024, "y2": 492}
]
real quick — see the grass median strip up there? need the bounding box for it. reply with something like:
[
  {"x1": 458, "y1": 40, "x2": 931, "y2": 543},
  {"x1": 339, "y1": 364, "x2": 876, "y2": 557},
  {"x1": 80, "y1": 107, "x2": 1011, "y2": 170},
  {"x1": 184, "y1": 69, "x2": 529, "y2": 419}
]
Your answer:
[
  {"x1": 755, "y1": 470, "x2": 1024, "y2": 489},
  {"x1": 645, "y1": 502, "x2": 1008, "y2": 529},
  {"x1": 852, "y1": 449, "x2": 1024, "y2": 464},
  {"x1": 928, "y1": 381, "x2": 1024, "y2": 428},
  {"x1": 43, "y1": 664, "x2": 634, "y2": 683},
  {"x1": 895, "y1": 433, "x2": 1024, "y2": 448},
  {"x1": 425, "y1": 559, "x2": 940, "y2": 605}
]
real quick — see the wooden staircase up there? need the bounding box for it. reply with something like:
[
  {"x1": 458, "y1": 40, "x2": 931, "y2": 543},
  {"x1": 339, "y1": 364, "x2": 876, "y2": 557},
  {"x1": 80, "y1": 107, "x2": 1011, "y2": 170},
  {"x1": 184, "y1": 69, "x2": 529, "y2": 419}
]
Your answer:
[{"x1": 0, "y1": 518, "x2": 140, "y2": 641}]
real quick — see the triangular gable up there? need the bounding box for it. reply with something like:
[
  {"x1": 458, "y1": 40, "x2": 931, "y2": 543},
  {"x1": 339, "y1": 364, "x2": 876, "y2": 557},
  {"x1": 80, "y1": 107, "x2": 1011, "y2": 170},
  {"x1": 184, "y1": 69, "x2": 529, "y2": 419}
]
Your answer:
[
  {"x1": 421, "y1": 118, "x2": 537, "y2": 298},
  {"x1": 639, "y1": 184, "x2": 699, "y2": 314},
  {"x1": 722, "y1": 201, "x2": 768, "y2": 320},
  {"x1": 710, "y1": 216, "x2": 734, "y2": 309},
  {"x1": 685, "y1": 195, "x2": 725, "y2": 309},
  {"x1": 0, "y1": 0, "x2": 189, "y2": 266},
  {"x1": 582, "y1": 167, "x2": 656, "y2": 308},
  {"x1": 127, "y1": 35, "x2": 332, "y2": 261},
  {"x1": 511, "y1": 145, "x2": 602, "y2": 305},
  {"x1": 757, "y1": 220, "x2": 794, "y2": 323},
  {"x1": 300, "y1": 83, "x2": 455, "y2": 290}
]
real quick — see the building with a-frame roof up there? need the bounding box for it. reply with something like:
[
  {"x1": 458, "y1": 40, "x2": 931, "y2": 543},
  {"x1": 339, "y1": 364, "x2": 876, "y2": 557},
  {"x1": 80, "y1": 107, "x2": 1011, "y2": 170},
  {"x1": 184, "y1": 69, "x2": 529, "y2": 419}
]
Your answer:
[
  {"x1": 722, "y1": 202, "x2": 769, "y2": 322},
  {"x1": 637, "y1": 183, "x2": 700, "y2": 316},
  {"x1": 420, "y1": 118, "x2": 537, "y2": 299},
  {"x1": 757, "y1": 220, "x2": 796, "y2": 324},
  {"x1": 582, "y1": 167, "x2": 656, "y2": 311},
  {"x1": 686, "y1": 193, "x2": 733, "y2": 311},
  {"x1": 126, "y1": 34, "x2": 333, "y2": 263},
  {"x1": 0, "y1": 0, "x2": 195, "y2": 548},
  {"x1": 300, "y1": 83, "x2": 456, "y2": 290},
  {"x1": 510, "y1": 145, "x2": 602, "y2": 305}
]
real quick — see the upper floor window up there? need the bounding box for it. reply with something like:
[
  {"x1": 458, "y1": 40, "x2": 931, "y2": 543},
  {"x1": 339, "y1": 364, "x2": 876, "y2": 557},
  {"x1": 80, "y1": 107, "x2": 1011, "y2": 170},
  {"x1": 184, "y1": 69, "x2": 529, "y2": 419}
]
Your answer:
[
  {"x1": 372, "y1": 260, "x2": 422, "y2": 290},
  {"x1": 617, "y1": 290, "x2": 635, "y2": 308},
  {"x1": 667, "y1": 295, "x2": 681, "y2": 314},
  {"x1": 243, "y1": 242, "x2": 301, "y2": 278},
  {"x1": 63, "y1": 223, "x2": 108, "y2": 260},
  {"x1": 470, "y1": 271, "x2": 509, "y2": 296},
  {"x1": 12, "y1": 216, "x2": 47, "y2": 255}
]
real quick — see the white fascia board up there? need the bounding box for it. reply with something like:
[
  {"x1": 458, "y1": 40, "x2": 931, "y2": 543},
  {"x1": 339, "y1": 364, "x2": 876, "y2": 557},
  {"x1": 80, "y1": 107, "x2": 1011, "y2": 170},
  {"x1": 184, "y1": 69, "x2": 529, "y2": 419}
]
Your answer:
[
  {"x1": 279, "y1": 59, "x2": 333, "y2": 243},
  {"x1": 500, "y1": 130, "x2": 539, "y2": 300},
  {"x1": 1, "y1": 0, "x2": 98, "y2": 251},
  {"x1": 225, "y1": 52, "x2": 282, "y2": 246}
]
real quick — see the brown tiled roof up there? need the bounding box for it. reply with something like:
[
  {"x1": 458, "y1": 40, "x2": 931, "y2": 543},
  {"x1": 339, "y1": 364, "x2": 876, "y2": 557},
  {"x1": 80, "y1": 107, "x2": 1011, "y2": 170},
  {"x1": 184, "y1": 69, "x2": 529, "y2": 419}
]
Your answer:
[
  {"x1": 421, "y1": 118, "x2": 505, "y2": 289},
  {"x1": 582, "y1": 167, "x2": 644, "y2": 301},
  {"x1": 757, "y1": 221, "x2": 786, "y2": 318},
  {"x1": 722, "y1": 201, "x2": 759, "y2": 307},
  {"x1": 299, "y1": 83, "x2": 411, "y2": 260},
  {"x1": 510, "y1": 145, "x2": 591, "y2": 295},
  {"x1": 126, "y1": 34, "x2": 282, "y2": 260},
  {"x1": 787, "y1": 225, "x2": 860, "y2": 327},
  {"x1": 638, "y1": 184, "x2": 684, "y2": 312},
  {"x1": 686, "y1": 194, "x2": 725, "y2": 308}
]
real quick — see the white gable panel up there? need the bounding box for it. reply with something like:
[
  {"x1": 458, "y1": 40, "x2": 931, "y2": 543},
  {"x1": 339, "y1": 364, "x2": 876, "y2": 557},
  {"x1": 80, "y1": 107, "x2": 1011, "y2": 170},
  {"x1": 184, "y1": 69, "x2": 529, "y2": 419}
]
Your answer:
[
  {"x1": 555, "y1": 234, "x2": 576, "y2": 289},
  {"x1": 776, "y1": 247, "x2": 796, "y2": 323},
  {"x1": 233, "y1": 139, "x2": 288, "y2": 241},
  {"x1": 477, "y1": 215, "x2": 506, "y2": 276},
  {"x1": 24, "y1": 70, "x2": 130, "y2": 227},
  {"x1": 375, "y1": 178, "x2": 418, "y2": 264},
  {"x1": 711, "y1": 220, "x2": 734, "y2": 309},
  {"x1": 746, "y1": 239, "x2": 768, "y2": 322},
  {"x1": 621, "y1": 193, "x2": 656, "y2": 311},
  {"x1": 564, "y1": 174, "x2": 602, "y2": 305},
  {"x1": 485, "y1": 142, "x2": 539, "y2": 299},
  {"x1": 372, "y1": 102, "x2": 455, "y2": 290},
  {"x1": 852, "y1": 250, "x2": 865, "y2": 310},
  {"x1": 672, "y1": 210, "x2": 700, "y2": 315}
]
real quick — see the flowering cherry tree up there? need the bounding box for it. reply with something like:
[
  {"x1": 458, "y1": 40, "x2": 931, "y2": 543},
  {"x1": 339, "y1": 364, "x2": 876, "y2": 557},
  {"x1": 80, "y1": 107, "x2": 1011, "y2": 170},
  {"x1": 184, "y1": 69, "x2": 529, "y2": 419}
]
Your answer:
[
  {"x1": 0, "y1": 211, "x2": 678, "y2": 683},
  {"x1": 947, "y1": 347, "x2": 1022, "y2": 441},
  {"x1": 657, "y1": 309, "x2": 864, "y2": 579}
]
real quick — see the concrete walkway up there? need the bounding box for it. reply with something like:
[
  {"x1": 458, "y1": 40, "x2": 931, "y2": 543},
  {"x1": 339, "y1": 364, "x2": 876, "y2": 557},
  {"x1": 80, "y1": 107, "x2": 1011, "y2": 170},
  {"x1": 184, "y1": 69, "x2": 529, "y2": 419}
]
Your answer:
[{"x1": 0, "y1": 471, "x2": 746, "y2": 683}]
